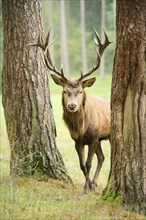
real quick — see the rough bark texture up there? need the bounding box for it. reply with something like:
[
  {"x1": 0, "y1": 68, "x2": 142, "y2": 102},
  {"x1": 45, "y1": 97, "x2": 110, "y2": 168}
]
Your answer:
[
  {"x1": 2, "y1": 0, "x2": 71, "y2": 183},
  {"x1": 104, "y1": 0, "x2": 146, "y2": 214}
]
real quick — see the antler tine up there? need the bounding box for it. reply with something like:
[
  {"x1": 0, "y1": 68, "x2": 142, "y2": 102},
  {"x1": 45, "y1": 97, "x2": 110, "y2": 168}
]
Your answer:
[
  {"x1": 79, "y1": 27, "x2": 112, "y2": 81},
  {"x1": 99, "y1": 27, "x2": 112, "y2": 56},
  {"x1": 28, "y1": 28, "x2": 67, "y2": 80},
  {"x1": 80, "y1": 69, "x2": 83, "y2": 78},
  {"x1": 103, "y1": 27, "x2": 112, "y2": 44},
  {"x1": 27, "y1": 32, "x2": 45, "y2": 50},
  {"x1": 44, "y1": 37, "x2": 58, "y2": 67},
  {"x1": 44, "y1": 47, "x2": 66, "y2": 78},
  {"x1": 79, "y1": 48, "x2": 100, "y2": 80},
  {"x1": 45, "y1": 27, "x2": 52, "y2": 48},
  {"x1": 93, "y1": 27, "x2": 102, "y2": 47},
  {"x1": 60, "y1": 66, "x2": 66, "y2": 78},
  {"x1": 44, "y1": 47, "x2": 53, "y2": 69}
]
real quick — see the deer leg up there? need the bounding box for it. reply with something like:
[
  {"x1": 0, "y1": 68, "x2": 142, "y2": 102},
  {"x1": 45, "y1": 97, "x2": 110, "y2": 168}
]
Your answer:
[
  {"x1": 75, "y1": 143, "x2": 86, "y2": 177},
  {"x1": 83, "y1": 141, "x2": 97, "y2": 194},
  {"x1": 91, "y1": 141, "x2": 104, "y2": 190}
]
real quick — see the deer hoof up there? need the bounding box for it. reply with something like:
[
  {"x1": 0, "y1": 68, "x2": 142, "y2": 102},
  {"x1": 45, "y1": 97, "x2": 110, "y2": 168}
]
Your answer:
[
  {"x1": 82, "y1": 183, "x2": 90, "y2": 194},
  {"x1": 90, "y1": 182, "x2": 97, "y2": 191}
]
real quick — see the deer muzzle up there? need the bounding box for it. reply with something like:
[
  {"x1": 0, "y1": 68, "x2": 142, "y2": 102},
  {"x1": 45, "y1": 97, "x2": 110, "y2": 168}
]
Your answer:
[{"x1": 67, "y1": 103, "x2": 78, "y2": 112}]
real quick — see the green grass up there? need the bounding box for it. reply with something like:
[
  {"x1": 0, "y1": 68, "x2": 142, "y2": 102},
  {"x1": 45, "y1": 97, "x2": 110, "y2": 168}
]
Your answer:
[
  {"x1": 0, "y1": 75, "x2": 145, "y2": 220},
  {"x1": 1, "y1": 177, "x2": 144, "y2": 220}
]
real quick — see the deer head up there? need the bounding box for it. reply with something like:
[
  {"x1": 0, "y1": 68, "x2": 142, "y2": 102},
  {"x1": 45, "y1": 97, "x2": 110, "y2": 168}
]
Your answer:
[{"x1": 28, "y1": 27, "x2": 112, "y2": 112}]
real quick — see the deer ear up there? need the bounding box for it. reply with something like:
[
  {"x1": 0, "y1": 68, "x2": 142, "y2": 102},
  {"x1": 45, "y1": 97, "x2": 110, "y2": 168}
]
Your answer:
[
  {"x1": 51, "y1": 74, "x2": 65, "y2": 87},
  {"x1": 82, "y1": 77, "x2": 96, "y2": 88}
]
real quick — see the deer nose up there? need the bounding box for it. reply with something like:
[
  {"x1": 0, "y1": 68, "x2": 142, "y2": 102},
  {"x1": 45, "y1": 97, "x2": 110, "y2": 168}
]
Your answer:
[{"x1": 68, "y1": 103, "x2": 77, "y2": 111}]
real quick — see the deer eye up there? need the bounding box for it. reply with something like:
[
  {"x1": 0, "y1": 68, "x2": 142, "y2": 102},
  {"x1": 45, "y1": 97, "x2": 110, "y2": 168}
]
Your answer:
[
  {"x1": 79, "y1": 90, "x2": 83, "y2": 94},
  {"x1": 63, "y1": 90, "x2": 66, "y2": 94}
]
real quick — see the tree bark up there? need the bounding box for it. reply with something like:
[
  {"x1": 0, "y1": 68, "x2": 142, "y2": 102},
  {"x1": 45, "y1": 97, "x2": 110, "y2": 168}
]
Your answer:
[
  {"x1": 2, "y1": 0, "x2": 71, "y2": 183},
  {"x1": 104, "y1": 0, "x2": 146, "y2": 214},
  {"x1": 60, "y1": 0, "x2": 70, "y2": 76},
  {"x1": 80, "y1": 0, "x2": 87, "y2": 73},
  {"x1": 100, "y1": 0, "x2": 106, "y2": 79}
]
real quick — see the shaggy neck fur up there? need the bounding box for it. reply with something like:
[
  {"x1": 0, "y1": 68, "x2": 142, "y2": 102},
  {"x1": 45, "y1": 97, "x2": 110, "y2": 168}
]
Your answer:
[{"x1": 62, "y1": 92, "x2": 86, "y2": 133}]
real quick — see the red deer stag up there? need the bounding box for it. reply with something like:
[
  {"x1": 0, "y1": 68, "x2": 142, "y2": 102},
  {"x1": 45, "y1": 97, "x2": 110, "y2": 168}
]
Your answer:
[{"x1": 28, "y1": 28, "x2": 112, "y2": 194}]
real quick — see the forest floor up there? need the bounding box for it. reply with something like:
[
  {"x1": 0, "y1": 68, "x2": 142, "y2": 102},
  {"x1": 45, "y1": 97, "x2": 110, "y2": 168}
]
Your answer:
[
  {"x1": 1, "y1": 176, "x2": 145, "y2": 220},
  {"x1": 0, "y1": 76, "x2": 145, "y2": 220}
]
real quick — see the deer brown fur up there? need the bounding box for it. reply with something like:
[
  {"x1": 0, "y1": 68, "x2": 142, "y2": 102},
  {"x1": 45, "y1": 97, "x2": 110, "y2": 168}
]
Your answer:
[
  {"x1": 28, "y1": 27, "x2": 112, "y2": 194},
  {"x1": 51, "y1": 75, "x2": 111, "y2": 194},
  {"x1": 63, "y1": 92, "x2": 110, "y2": 143}
]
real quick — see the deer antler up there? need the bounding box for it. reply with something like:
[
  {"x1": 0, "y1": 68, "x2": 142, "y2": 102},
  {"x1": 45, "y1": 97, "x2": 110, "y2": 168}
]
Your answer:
[
  {"x1": 79, "y1": 27, "x2": 112, "y2": 81},
  {"x1": 28, "y1": 27, "x2": 67, "y2": 81}
]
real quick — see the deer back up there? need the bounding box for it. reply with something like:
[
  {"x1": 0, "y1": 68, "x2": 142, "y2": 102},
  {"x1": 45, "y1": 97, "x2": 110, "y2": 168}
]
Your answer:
[{"x1": 85, "y1": 95, "x2": 111, "y2": 140}]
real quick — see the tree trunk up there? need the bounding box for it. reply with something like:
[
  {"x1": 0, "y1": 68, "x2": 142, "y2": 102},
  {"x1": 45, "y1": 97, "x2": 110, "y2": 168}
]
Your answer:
[
  {"x1": 60, "y1": 0, "x2": 70, "y2": 76},
  {"x1": 2, "y1": 0, "x2": 71, "y2": 183},
  {"x1": 100, "y1": 0, "x2": 106, "y2": 79},
  {"x1": 48, "y1": 0, "x2": 55, "y2": 63},
  {"x1": 104, "y1": 0, "x2": 146, "y2": 214},
  {"x1": 80, "y1": 0, "x2": 87, "y2": 73}
]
